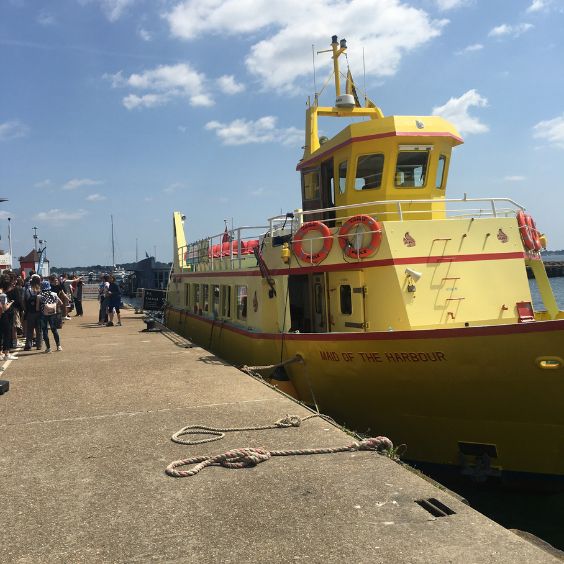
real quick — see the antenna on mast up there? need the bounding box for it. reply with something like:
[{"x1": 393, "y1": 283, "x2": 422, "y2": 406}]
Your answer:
[{"x1": 311, "y1": 44, "x2": 318, "y2": 105}]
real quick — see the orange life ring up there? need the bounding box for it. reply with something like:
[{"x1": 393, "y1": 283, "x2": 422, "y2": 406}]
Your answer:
[
  {"x1": 517, "y1": 211, "x2": 535, "y2": 251},
  {"x1": 292, "y1": 221, "x2": 333, "y2": 263},
  {"x1": 526, "y1": 214, "x2": 542, "y2": 251},
  {"x1": 338, "y1": 214, "x2": 382, "y2": 258}
]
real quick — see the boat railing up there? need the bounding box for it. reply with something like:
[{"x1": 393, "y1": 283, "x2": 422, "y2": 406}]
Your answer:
[
  {"x1": 178, "y1": 225, "x2": 272, "y2": 272},
  {"x1": 267, "y1": 196, "x2": 525, "y2": 233}
]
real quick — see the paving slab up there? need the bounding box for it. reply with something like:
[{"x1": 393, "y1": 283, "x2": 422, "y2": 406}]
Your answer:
[{"x1": 0, "y1": 302, "x2": 560, "y2": 563}]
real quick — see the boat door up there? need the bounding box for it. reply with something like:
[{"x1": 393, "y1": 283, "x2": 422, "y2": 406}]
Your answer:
[
  {"x1": 328, "y1": 271, "x2": 367, "y2": 332},
  {"x1": 311, "y1": 273, "x2": 328, "y2": 332}
]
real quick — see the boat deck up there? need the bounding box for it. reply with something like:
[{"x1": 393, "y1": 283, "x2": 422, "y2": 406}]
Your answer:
[{"x1": 0, "y1": 302, "x2": 560, "y2": 563}]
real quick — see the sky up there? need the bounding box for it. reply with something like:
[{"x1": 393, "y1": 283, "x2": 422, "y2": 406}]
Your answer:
[{"x1": 1, "y1": 0, "x2": 564, "y2": 267}]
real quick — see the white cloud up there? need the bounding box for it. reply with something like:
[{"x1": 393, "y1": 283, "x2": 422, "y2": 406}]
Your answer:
[
  {"x1": 37, "y1": 11, "x2": 56, "y2": 25},
  {"x1": 533, "y1": 115, "x2": 564, "y2": 148},
  {"x1": 86, "y1": 193, "x2": 107, "y2": 201},
  {"x1": 138, "y1": 27, "x2": 152, "y2": 41},
  {"x1": 432, "y1": 89, "x2": 489, "y2": 135},
  {"x1": 456, "y1": 43, "x2": 483, "y2": 55},
  {"x1": 0, "y1": 120, "x2": 29, "y2": 141},
  {"x1": 35, "y1": 209, "x2": 88, "y2": 222},
  {"x1": 488, "y1": 23, "x2": 533, "y2": 38},
  {"x1": 34, "y1": 179, "x2": 52, "y2": 188},
  {"x1": 107, "y1": 63, "x2": 213, "y2": 109},
  {"x1": 165, "y1": 0, "x2": 447, "y2": 93},
  {"x1": 78, "y1": 0, "x2": 136, "y2": 22},
  {"x1": 504, "y1": 175, "x2": 526, "y2": 182},
  {"x1": 527, "y1": 0, "x2": 554, "y2": 12},
  {"x1": 163, "y1": 182, "x2": 183, "y2": 194},
  {"x1": 62, "y1": 178, "x2": 103, "y2": 190},
  {"x1": 434, "y1": 0, "x2": 471, "y2": 10},
  {"x1": 205, "y1": 116, "x2": 302, "y2": 146},
  {"x1": 217, "y1": 75, "x2": 245, "y2": 95}
]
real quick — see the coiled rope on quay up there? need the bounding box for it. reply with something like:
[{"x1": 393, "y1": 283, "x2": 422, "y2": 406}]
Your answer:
[
  {"x1": 166, "y1": 434, "x2": 394, "y2": 478},
  {"x1": 171, "y1": 414, "x2": 319, "y2": 446}
]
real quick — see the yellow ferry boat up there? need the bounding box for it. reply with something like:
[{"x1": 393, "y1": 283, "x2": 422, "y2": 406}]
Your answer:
[{"x1": 166, "y1": 36, "x2": 564, "y2": 486}]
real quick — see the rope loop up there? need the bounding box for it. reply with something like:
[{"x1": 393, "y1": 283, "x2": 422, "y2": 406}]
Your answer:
[
  {"x1": 275, "y1": 415, "x2": 302, "y2": 428},
  {"x1": 358, "y1": 436, "x2": 394, "y2": 452}
]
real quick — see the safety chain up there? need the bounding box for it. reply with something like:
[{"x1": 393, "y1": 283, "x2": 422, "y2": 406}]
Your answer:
[
  {"x1": 171, "y1": 414, "x2": 318, "y2": 445},
  {"x1": 166, "y1": 436, "x2": 394, "y2": 478}
]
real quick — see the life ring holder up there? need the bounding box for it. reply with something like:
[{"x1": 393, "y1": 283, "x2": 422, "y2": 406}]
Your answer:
[
  {"x1": 292, "y1": 221, "x2": 333, "y2": 264},
  {"x1": 338, "y1": 214, "x2": 382, "y2": 259},
  {"x1": 516, "y1": 211, "x2": 537, "y2": 251}
]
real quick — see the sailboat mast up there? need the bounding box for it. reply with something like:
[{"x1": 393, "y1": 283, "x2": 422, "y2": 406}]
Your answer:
[{"x1": 111, "y1": 214, "x2": 115, "y2": 267}]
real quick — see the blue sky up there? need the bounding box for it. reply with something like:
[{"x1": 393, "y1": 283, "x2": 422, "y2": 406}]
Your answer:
[{"x1": 1, "y1": 0, "x2": 564, "y2": 267}]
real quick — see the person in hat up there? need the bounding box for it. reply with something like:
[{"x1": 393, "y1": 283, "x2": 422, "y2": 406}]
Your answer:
[{"x1": 37, "y1": 280, "x2": 64, "y2": 353}]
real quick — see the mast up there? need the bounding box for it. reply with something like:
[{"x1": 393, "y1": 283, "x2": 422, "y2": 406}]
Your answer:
[{"x1": 111, "y1": 214, "x2": 115, "y2": 267}]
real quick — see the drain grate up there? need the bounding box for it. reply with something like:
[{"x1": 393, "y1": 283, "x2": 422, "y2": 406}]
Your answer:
[{"x1": 415, "y1": 497, "x2": 456, "y2": 518}]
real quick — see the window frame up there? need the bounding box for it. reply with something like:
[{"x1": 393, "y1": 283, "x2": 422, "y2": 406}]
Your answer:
[{"x1": 354, "y1": 153, "x2": 385, "y2": 191}]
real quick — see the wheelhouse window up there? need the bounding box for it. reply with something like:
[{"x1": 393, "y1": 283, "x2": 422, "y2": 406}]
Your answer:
[
  {"x1": 395, "y1": 149, "x2": 430, "y2": 188},
  {"x1": 203, "y1": 284, "x2": 209, "y2": 313},
  {"x1": 435, "y1": 155, "x2": 447, "y2": 189},
  {"x1": 338, "y1": 161, "x2": 347, "y2": 194},
  {"x1": 236, "y1": 285, "x2": 247, "y2": 320},
  {"x1": 340, "y1": 285, "x2": 352, "y2": 315},
  {"x1": 354, "y1": 154, "x2": 384, "y2": 190},
  {"x1": 185, "y1": 283, "x2": 190, "y2": 307}
]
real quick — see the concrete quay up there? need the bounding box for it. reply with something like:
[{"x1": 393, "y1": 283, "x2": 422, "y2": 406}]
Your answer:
[{"x1": 0, "y1": 302, "x2": 560, "y2": 563}]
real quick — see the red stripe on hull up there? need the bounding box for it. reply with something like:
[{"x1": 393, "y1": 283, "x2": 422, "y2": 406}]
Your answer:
[{"x1": 167, "y1": 306, "x2": 564, "y2": 341}]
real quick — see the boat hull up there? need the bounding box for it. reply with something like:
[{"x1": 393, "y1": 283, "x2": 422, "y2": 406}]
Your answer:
[{"x1": 166, "y1": 306, "x2": 564, "y2": 484}]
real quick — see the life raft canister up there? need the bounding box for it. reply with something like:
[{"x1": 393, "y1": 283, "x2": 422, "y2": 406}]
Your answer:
[
  {"x1": 338, "y1": 214, "x2": 382, "y2": 259},
  {"x1": 517, "y1": 211, "x2": 542, "y2": 252},
  {"x1": 292, "y1": 221, "x2": 333, "y2": 263}
]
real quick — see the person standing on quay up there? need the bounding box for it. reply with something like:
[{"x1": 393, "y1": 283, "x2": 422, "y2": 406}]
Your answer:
[
  {"x1": 23, "y1": 274, "x2": 42, "y2": 351},
  {"x1": 99, "y1": 274, "x2": 110, "y2": 325},
  {"x1": 71, "y1": 274, "x2": 84, "y2": 316},
  {"x1": 106, "y1": 274, "x2": 122, "y2": 326},
  {"x1": 37, "y1": 281, "x2": 63, "y2": 353},
  {"x1": 0, "y1": 278, "x2": 16, "y2": 360}
]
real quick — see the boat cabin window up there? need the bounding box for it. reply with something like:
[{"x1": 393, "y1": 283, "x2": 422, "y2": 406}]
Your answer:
[
  {"x1": 194, "y1": 284, "x2": 201, "y2": 313},
  {"x1": 302, "y1": 171, "x2": 320, "y2": 201},
  {"x1": 221, "y1": 285, "x2": 231, "y2": 318},
  {"x1": 395, "y1": 150, "x2": 429, "y2": 188},
  {"x1": 435, "y1": 154, "x2": 447, "y2": 189},
  {"x1": 354, "y1": 153, "x2": 384, "y2": 190},
  {"x1": 212, "y1": 284, "x2": 220, "y2": 316},
  {"x1": 338, "y1": 161, "x2": 347, "y2": 194},
  {"x1": 203, "y1": 284, "x2": 209, "y2": 313},
  {"x1": 185, "y1": 283, "x2": 190, "y2": 307},
  {"x1": 236, "y1": 285, "x2": 247, "y2": 320},
  {"x1": 340, "y1": 285, "x2": 352, "y2": 315}
]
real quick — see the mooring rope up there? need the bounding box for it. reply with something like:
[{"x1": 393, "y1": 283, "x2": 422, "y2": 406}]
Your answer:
[
  {"x1": 166, "y1": 436, "x2": 394, "y2": 478},
  {"x1": 171, "y1": 414, "x2": 319, "y2": 445},
  {"x1": 241, "y1": 354, "x2": 303, "y2": 373}
]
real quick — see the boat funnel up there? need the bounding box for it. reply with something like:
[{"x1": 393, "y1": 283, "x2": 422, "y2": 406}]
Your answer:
[{"x1": 335, "y1": 94, "x2": 355, "y2": 108}]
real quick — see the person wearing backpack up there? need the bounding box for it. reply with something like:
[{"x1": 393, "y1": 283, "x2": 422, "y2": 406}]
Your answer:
[
  {"x1": 37, "y1": 281, "x2": 63, "y2": 353},
  {"x1": 0, "y1": 278, "x2": 16, "y2": 361},
  {"x1": 23, "y1": 275, "x2": 42, "y2": 351}
]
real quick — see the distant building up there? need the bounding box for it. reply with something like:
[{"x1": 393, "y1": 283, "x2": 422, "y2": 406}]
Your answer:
[
  {"x1": 123, "y1": 257, "x2": 170, "y2": 295},
  {"x1": 19, "y1": 249, "x2": 50, "y2": 277},
  {"x1": 0, "y1": 248, "x2": 11, "y2": 271}
]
